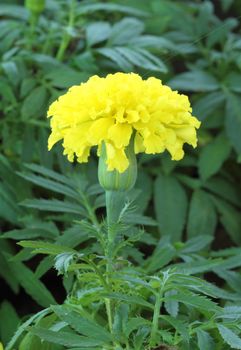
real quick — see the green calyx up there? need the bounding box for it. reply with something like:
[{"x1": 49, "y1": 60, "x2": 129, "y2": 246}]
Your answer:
[
  {"x1": 25, "y1": 0, "x2": 45, "y2": 13},
  {"x1": 98, "y1": 140, "x2": 137, "y2": 192}
]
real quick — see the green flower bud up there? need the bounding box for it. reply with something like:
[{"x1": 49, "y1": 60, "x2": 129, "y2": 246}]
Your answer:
[
  {"x1": 25, "y1": 0, "x2": 45, "y2": 13},
  {"x1": 98, "y1": 139, "x2": 137, "y2": 192}
]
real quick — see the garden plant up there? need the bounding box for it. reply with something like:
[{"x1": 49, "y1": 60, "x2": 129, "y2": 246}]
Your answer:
[{"x1": 1, "y1": 0, "x2": 241, "y2": 349}]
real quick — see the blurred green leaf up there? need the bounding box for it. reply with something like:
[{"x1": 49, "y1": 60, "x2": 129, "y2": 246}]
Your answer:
[
  {"x1": 21, "y1": 198, "x2": 86, "y2": 216},
  {"x1": 108, "y1": 17, "x2": 144, "y2": 45},
  {"x1": 193, "y1": 92, "x2": 225, "y2": 121},
  {"x1": 21, "y1": 86, "x2": 48, "y2": 120},
  {"x1": 198, "y1": 133, "x2": 231, "y2": 181},
  {"x1": 225, "y1": 93, "x2": 241, "y2": 154},
  {"x1": 76, "y1": 2, "x2": 148, "y2": 17},
  {"x1": 45, "y1": 68, "x2": 89, "y2": 88},
  {"x1": 0, "y1": 301, "x2": 20, "y2": 346},
  {"x1": 225, "y1": 72, "x2": 241, "y2": 93},
  {"x1": 97, "y1": 47, "x2": 133, "y2": 71},
  {"x1": 212, "y1": 197, "x2": 241, "y2": 244},
  {"x1": 187, "y1": 190, "x2": 217, "y2": 238},
  {"x1": 169, "y1": 71, "x2": 220, "y2": 92},
  {"x1": 7, "y1": 256, "x2": 56, "y2": 307},
  {"x1": 154, "y1": 174, "x2": 187, "y2": 241},
  {"x1": 86, "y1": 22, "x2": 111, "y2": 46},
  {"x1": 197, "y1": 329, "x2": 215, "y2": 350}
]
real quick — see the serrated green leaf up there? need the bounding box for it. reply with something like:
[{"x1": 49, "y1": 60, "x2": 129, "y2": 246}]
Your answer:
[
  {"x1": 217, "y1": 306, "x2": 241, "y2": 320},
  {"x1": 5, "y1": 308, "x2": 50, "y2": 350},
  {"x1": 113, "y1": 303, "x2": 129, "y2": 339},
  {"x1": 197, "y1": 329, "x2": 214, "y2": 350},
  {"x1": 174, "y1": 274, "x2": 239, "y2": 301},
  {"x1": 19, "y1": 314, "x2": 63, "y2": 350},
  {"x1": 29, "y1": 327, "x2": 105, "y2": 347},
  {"x1": 217, "y1": 324, "x2": 241, "y2": 349},
  {"x1": 51, "y1": 305, "x2": 112, "y2": 342},
  {"x1": 164, "y1": 290, "x2": 179, "y2": 317},
  {"x1": 165, "y1": 292, "x2": 220, "y2": 312},
  {"x1": 161, "y1": 315, "x2": 189, "y2": 343}
]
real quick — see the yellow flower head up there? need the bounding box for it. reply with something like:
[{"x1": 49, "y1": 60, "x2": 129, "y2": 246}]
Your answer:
[{"x1": 47, "y1": 73, "x2": 200, "y2": 173}]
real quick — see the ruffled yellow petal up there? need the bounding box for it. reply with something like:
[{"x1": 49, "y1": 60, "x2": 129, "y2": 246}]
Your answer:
[
  {"x1": 108, "y1": 123, "x2": 132, "y2": 148},
  {"x1": 143, "y1": 134, "x2": 165, "y2": 154},
  {"x1": 134, "y1": 133, "x2": 145, "y2": 153},
  {"x1": 89, "y1": 118, "x2": 114, "y2": 144},
  {"x1": 47, "y1": 72, "x2": 200, "y2": 172},
  {"x1": 175, "y1": 126, "x2": 198, "y2": 147},
  {"x1": 167, "y1": 140, "x2": 184, "y2": 160},
  {"x1": 105, "y1": 142, "x2": 129, "y2": 173}
]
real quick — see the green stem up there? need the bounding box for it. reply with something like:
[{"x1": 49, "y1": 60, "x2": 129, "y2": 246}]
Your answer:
[
  {"x1": 27, "y1": 11, "x2": 39, "y2": 49},
  {"x1": 150, "y1": 290, "x2": 163, "y2": 347},
  {"x1": 56, "y1": 0, "x2": 76, "y2": 61},
  {"x1": 105, "y1": 298, "x2": 113, "y2": 334},
  {"x1": 105, "y1": 190, "x2": 126, "y2": 272},
  {"x1": 105, "y1": 190, "x2": 126, "y2": 335},
  {"x1": 85, "y1": 257, "x2": 113, "y2": 333},
  {"x1": 106, "y1": 190, "x2": 126, "y2": 227}
]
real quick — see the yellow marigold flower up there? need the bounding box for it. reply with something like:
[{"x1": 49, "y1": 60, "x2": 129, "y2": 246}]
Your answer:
[{"x1": 47, "y1": 72, "x2": 200, "y2": 173}]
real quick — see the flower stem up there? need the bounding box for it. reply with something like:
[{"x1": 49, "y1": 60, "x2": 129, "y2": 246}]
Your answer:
[
  {"x1": 105, "y1": 190, "x2": 126, "y2": 334},
  {"x1": 150, "y1": 290, "x2": 163, "y2": 347},
  {"x1": 56, "y1": 0, "x2": 76, "y2": 61},
  {"x1": 26, "y1": 11, "x2": 39, "y2": 49}
]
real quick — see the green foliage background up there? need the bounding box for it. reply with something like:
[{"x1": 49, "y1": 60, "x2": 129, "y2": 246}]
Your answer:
[{"x1": 0, "y1": 0, "x2": 241, "y2": 349}]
